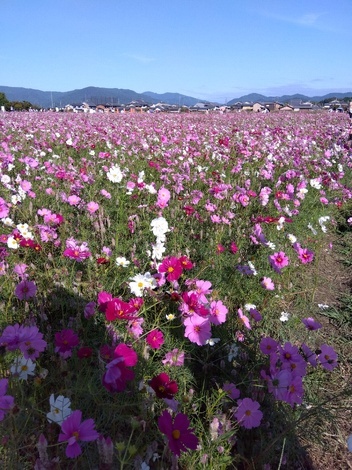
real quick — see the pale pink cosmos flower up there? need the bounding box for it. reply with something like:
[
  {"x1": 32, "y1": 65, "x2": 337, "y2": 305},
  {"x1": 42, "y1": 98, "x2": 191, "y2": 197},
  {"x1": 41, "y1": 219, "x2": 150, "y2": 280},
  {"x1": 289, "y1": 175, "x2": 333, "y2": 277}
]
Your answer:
[
  {"x1": 86, "y1": 201, "x2": 99, "y2": 214},
  {"x1": 238, "y1": 309, "x2": 251, "y2": 330},
  {"x1": 67, "y1": 195, "x2": 81, "y2": 206},
  {"x1": 260, "y1": 277, "x2": 275, "y2": 290}
]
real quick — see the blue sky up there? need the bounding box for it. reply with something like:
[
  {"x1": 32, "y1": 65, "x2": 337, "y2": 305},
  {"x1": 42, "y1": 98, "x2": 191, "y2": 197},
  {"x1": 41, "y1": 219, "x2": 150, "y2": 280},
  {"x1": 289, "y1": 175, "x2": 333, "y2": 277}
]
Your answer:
[{"x1": 0, "y1": 0, "x2": 351, "y2": 103}]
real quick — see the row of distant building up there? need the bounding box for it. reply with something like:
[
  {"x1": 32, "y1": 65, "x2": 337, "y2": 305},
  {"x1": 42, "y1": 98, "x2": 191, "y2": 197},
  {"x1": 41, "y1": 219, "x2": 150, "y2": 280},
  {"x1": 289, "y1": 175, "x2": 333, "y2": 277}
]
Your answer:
[{"x1": 57, "y1": 98, "x2": 350, "y2": 114}]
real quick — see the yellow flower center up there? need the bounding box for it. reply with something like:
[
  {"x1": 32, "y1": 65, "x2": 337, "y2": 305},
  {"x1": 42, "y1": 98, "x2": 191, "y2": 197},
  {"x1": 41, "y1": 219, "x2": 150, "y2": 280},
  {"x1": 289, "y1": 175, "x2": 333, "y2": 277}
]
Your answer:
[{"x1": 172, "y1": 429, "x2": 181, "y2": 440}]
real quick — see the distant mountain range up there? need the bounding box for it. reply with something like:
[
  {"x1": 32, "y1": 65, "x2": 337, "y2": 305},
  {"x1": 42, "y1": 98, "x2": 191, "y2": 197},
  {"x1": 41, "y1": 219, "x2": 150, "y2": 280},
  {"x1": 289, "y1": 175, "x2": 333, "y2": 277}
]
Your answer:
[{"x1": 1, "y1": 85, "x2": 352, "y2": 108}]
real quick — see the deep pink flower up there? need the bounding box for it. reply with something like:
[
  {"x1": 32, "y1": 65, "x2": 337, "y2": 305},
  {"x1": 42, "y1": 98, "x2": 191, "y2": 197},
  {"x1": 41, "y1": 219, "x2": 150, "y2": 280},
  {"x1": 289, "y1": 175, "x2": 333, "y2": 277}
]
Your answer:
[
  {"x1": 150, "y1": 373, "x2": 178, "y2": 399},
  {"x1": 179, "y1": 256, "x2": 194, "y2": 270},
  {"x1": 14, "y1": 280, "x2": 37, "y2": 300},
  {"x1": 269, "y1": 251, "x2": 289, "y2": 273},
  {"x1": 58, "y1": 410, "x2": 99, "y2": 458},
  {"x1": 102, "y1": 344, "x2": 137, "y2": 393},
  {"x1": 158, "y1": 410, "x2": 198, "y2": 456},
  {"x1": 234, "y1": 398, "x2": 263, "y2": 429},
  {"x1": 105, "y1": 298, "x2": 136, "y2": 321},
  {"x1": 0, "y1": 378, "x2": 15, "y2": 421},
  {"x1": 230, "y1": 241, "x2": 238, "y2": 254},
  {"x1": 54, "y1": 329, "x2": 79, "y2": 359},
  {"x1": 158, "y1": 256, "x2": 183, "y2": 282},
  {"x1": 297, "y1": 247, "x2": 314, "y2": 264},
  {"x1": 146, "y1": 329, "x2": 164, "y2": 349}
]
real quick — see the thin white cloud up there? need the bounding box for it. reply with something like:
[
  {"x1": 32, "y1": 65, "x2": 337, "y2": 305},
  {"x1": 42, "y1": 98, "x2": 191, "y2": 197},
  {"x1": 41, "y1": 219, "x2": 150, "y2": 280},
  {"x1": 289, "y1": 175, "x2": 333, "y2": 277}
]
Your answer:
[
  {"x1": 255, "y1": 10, "x2": 340, "y2": 33},
  {"x1": 123, "y1": 53, "x2": 156, "y2": 64}
]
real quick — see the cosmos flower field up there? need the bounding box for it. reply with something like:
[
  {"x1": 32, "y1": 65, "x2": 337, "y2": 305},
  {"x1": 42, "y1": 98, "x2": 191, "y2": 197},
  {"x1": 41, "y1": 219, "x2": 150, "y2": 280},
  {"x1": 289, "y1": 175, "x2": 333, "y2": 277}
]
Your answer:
[{"x1": 0, "y1": 110, "x2": 351, "y2": 468}]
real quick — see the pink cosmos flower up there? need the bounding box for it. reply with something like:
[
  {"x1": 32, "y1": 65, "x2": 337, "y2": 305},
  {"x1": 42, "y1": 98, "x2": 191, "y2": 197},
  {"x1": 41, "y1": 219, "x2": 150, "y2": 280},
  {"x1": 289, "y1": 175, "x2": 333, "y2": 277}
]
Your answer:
[
  {"x1": 14, "y1": 280, "x2": 37, "y2": 300},
  {"x1": 158, "y1": 256, "x2": 183, "y2": 282},
  {"x1": 184, "y1": 314, "x2": 211, "y2": 346},
  {"x1": 162, "y1": 348, "x2": 185, "y2": 367},
  {"x1": 67, "y1": 195, "x2": 81, "y2": 206},
  {"x1": 0, "y1": 378, "x2": 15, "y2": 421},
  {"x1": 146, "y1": 329, "x2": 164, "y2": 349},
  {"x1": 209, "y1": 300, "x2": 228, "y2": 325},
  {"x1": 54, "y1": 329, "x2": 79, "y2": 359},
  {"x1": 269, "y1": 251, "x2": 289, "y2": 273},
  {"x1": 238, "y1": 309, "x2": 251, "y2": 330},
  {"x1": 234, "y1": 398, "x2": 263, "y2": 429},
  {"x1": 127, "y1": 317, "x2": 144, "y2": 339},
  {"x1": 297, "y1": 247, "x2": 314, "y2": 264},
  {"x1": 86, "y1": 201, "x2": 99, "y2": 214},
  {"x1": 156, "y1": 186, "x2": 171, "y2": 209},
  {"x1": 302, "y1": 317, "x2": 322, "y2": 330},
  {"x1": 58, "y1": 410, "x2": 99, "y2": 458},
  {"x1": 63, "y1": 238, "x2": 91, "y2": 261},
  {"x1": 260, "y1": 276, "x2": 275, "y2": 291},
  {"x1": 158, "y1": 410, "x2": 198, "y2": 457}
]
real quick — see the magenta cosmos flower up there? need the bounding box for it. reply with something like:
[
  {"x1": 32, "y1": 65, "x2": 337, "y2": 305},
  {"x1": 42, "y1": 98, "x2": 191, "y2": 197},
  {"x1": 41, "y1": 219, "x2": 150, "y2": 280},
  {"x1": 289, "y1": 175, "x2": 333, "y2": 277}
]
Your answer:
[
  {"x1": 269, "y1": 251, "x2": 289, "y2": 273},
  {"x1": 54, "y1": 329, "x2": 79, "y2": 359},
  {"x1": 58, "y1": 410, "x2": 99, "y2": 458},
  {"x1": 234, "y1": 398, "x2": 263, "y2": 429},
  {"x1": 146, "y1": 329, "x2": 164, "y2": 349},
  {"x1": 158, "y1": 410, "x2": 198, "y2": 456},
  {"x1": 14, "y1": 280, "x2": 37, "y2": 300},
  {"x1": 158, "y1": 256, "x2": 183, "y2": 282}
]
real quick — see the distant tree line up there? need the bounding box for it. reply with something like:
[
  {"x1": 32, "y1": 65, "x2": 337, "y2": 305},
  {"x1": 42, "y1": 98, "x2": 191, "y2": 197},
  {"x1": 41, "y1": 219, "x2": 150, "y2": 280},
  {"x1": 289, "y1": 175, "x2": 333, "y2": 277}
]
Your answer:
[{"x1": 0, "y1": 92, "x2": 39, "y2": 111}]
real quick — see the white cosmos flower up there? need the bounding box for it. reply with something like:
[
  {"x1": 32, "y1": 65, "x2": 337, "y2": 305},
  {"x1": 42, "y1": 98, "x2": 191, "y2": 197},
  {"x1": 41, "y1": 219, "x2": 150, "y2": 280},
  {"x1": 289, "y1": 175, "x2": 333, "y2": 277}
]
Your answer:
[
  {"x1": 7, "y1": 236, "x2": 19, "y2": 249},
  {"x1": 115, "y1": 256, "x2": 130, "y2": 267},
  {"x1": 10, "y1": 356, "x2": 36, "y2": 380},
  {"x1": 1, "y1": 217, "x2": 14, "y2": 227},
  {"x1": 150, "y1": 216, "x2": 169, "y2": 239},
  {"x1": 310, "y1": 178, "x2": 322, "y2": 189},
  {"x1": 129, "y1": 272, "x2": 157, "y2": 297},
  {"x1": 47, "y1": 394, "x2": 72, "y2": 425},
  {"x1": 151, "y1": 241, "x2": 166, "y2": 260},
  {"x1": 280, "y1": 312, "x2": 290, "y2": 322},
  {"x1": 106, "y1": 165, "x2": 123, "y2": 183},
  {"x1": 287, "y1": 233, "x2": 297, "y2": 244}
]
